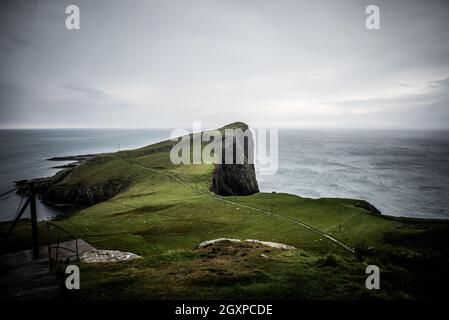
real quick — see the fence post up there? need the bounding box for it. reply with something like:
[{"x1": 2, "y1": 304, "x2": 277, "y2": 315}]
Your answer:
[{"x1": 29, "y1": 182, "x2": 39, "y2": 259}]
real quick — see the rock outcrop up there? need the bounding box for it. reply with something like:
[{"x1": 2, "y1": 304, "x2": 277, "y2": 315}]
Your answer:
[
  {"x1": 16, "y1": 156, "x2": 131, "y2": 206},
  {"x1": 209, "y1": 122, "x2": 259, "y2": 196},
  {"x1": 80, "y1": 249, "x2": 141, "y2": 263},
  {"x1": 42, "y1": 179, "x2": 130, "y2": 205},
  {"x1": 16, "y1": 122, "x2": 259, "y2": 207},
  {"x1": 210, "y1": 163, "x2": 259, "y2": 196},
  {"x1": 196, "y1": 238, "x2": 296, "y2": 250},
  {"x1": 354, "y1": 200, "x2": 382, "y2": 215}
]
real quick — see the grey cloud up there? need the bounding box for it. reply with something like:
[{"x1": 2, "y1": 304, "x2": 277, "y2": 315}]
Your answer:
[
  {"x1": 330, "y1": 77, "x2": 449, "y2": 108},
  {"x1": 1, "y1": 0, "x2": 449, "y2": 129},
  {"x1": 0, "y1": 0, "x2": 38, "y2": 13},
  {"x1": 60, "y1": 82, "x2": 108, "y2": 100},
  {"x1": 8, "y1": 36, "x2": 34, "y2": 47},
  {"x1": 321, "y1": 77, "x2": 449, "y2": 129},
  {"x1": 0, "y1": 81, "x2": 37, "y2": 126},
  {"x1": 428, "y1": 77, "x2": 449, "y2": 89}
]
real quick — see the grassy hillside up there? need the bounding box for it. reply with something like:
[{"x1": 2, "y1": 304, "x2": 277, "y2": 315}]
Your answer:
[{"x1": 1, "y1": 123, "x2": 448, "y2": 299}]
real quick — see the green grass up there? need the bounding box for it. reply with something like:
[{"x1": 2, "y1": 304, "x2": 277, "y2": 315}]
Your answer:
[{"x1": 1, "y1": 123, "x2": 449, "y2": 299}]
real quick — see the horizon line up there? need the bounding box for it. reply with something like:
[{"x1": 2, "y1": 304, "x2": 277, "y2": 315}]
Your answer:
[{"x1": 1, "y1": 126, "x2": 449, "y2": 131}]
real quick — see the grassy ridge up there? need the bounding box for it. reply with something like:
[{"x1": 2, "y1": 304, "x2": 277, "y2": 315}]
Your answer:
[{"x1": 1, "y1": 123, "x2": 449, "y2": 299}]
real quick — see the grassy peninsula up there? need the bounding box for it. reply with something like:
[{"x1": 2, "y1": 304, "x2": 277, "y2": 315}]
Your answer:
[{"x1": 1, "y1": 122, "x2": 448, "y2": 299}]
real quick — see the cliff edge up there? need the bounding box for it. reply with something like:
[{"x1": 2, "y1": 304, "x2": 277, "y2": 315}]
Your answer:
[
  {"x1": 209, "y1": 122, "x2": 259, "y2": 196},
  {"x1": 16, "y1": 122, "x2": 260, "y2": 206}
]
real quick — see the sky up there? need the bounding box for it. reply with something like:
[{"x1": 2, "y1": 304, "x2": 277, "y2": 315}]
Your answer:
[{"x1": 0, "y1": 0, "x2": 449, "y2": 129}]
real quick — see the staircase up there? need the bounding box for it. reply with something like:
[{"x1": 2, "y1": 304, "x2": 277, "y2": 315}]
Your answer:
[
  {"x1": 0, "y1": 258, "x2": 61, "y2": 300},
  {"x1": 0, "y1": 238, "x2": 95, "y2": 300}
]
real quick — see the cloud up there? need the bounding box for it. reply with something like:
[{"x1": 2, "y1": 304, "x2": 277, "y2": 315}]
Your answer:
[
  {"x1": 8, "y1": 36, "x2": 34, "y2": 47},
  {"x1": 0, "y1": 0, "x2": 38, "y2": 13},
  {"x1": 329, "y1": 78, "x2": 448, "y2": 109},
  {"x1": 1, "y1": 0, "x2": 449, "y2": 129},
  {"x1": 60, "y1": 82, "x2": 108, "y2": 100},
  {"x1": 315, "y1": 76, "x2": 449, "y2": 128},
  {"x1": 428, "y1": 77, "x2": 449, "y2": 89}
]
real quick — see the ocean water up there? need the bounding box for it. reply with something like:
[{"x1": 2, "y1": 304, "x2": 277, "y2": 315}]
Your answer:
[
  {"x1": 0, "y1": 129, "x2": 171, "y2": 221},
  {"x1": 257, "y1": 129, "x2": 449, "y2": 219},
  {"x1": 0, "y1": 129, "x2": 448, "y2": 221}
]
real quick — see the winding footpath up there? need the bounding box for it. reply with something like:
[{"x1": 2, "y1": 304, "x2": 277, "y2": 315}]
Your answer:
[{"x1": 116, "y1": 155, "x2": 355, "y2": 254}]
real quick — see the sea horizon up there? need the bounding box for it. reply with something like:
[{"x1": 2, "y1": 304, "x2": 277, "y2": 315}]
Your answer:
[{"x1": 1, "y1": 127, "x2": 448, "y2": 221}]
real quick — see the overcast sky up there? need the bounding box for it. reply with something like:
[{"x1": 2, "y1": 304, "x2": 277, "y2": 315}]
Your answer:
[{"x1": 1, "y1": 0, "x2": 449, "y2": 129}]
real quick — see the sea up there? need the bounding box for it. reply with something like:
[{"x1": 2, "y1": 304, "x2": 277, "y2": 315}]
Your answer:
[{"x1": 0, "y1": 128, "x2": 448, "y2": 221}]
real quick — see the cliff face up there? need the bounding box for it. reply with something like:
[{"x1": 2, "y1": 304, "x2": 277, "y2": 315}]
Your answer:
[
  {"x1": 210, "y1": 163, "x2": 259, "y2": 196},
  {"x1": 16, "y1": 171, "x2": 130, "y2": 206},
  {"x1": 16, "y1": 122, "x2": 259, "y2": 207},
  {"x1": 16, "y1": 156, "x2": 132, "y2": 206},
  {"x1": 42, "y1": 179, "x2": 130, "y2": 205},
  {"x1": 209, "y1": 122, "x2": 260, "y2": 196}
]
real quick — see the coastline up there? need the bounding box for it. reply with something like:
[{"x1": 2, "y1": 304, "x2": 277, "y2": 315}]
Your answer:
[{"x1": 1, "y1": 123, "x2": 449, "y2": 299}]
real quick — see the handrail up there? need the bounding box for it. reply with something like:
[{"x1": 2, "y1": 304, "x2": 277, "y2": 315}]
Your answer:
[
  {"x1": 46, "y1": 222, "x2": 79, "y2": 270},
  {"x1": 46, "y1": 221, "x2": 78, "y2": 239}
]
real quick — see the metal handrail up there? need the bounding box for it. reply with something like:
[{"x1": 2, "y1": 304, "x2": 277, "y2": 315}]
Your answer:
[
  {"x1": 46, "y1": 222, "x2": 79, "y2": 270},
  {"x1": 46, "y1": 221, "x2": 78, "y2": 239}
]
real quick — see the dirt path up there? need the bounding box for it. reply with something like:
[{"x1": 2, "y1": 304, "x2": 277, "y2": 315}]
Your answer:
[{"x1": 116, "y1": 156, "x2": 355, "y2": 254}]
